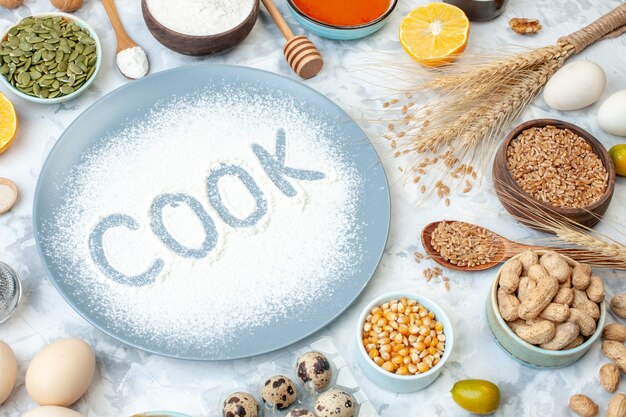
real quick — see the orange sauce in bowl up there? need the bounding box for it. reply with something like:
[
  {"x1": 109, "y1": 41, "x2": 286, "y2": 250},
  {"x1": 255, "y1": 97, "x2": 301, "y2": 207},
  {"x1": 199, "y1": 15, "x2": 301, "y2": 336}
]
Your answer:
[{"x1": 292, "y1": 0, "x2": 392, "y2": 26}]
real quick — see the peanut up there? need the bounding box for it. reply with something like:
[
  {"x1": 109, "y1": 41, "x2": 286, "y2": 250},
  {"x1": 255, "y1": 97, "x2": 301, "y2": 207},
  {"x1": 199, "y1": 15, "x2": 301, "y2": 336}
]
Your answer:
[
  {"x1": 604, "y1": 323, "x2": 626, "y2": 343},
  {"x1": 540, "y1": 321, "x2": 579, "y2": 350},
  {"x1": 572, "y1": 263, "x2": 592, "y2": 290},
  {"x1": 569, "y1": 394, "x2": 599, "y2": 417},
  {"x1": 564, "y1": 335, "x2": 584, "y2": 350},
  {"x1": 600, "y1": 363, "x2": 621, "y2": 393},
  {"x1": 518, "y1": 249, "x2": 538, "y2": 274},
  {"x1": 613, "y1": 294, "x2": 626, "y2": 319},
  {"x1": 499, "y1": 258, "x2": 522, "y2": 294},
  {"x1": 603, "y1": 341, "x2": 626, "y2": 373},
  {"x1": 586, "y1": 276, "x2": 605, "y2": 303},
  {"x1": 518, "y1": 266, "x2": 559, "y2": 320},
  {"x1": 607, "y1": 393, "x2": 626, "y2": 417},
  {"x1": 498, "y1": 288, "x2": 520, "y2": 322},
  {"x1": 517, "y1": 276, "x2": 536, "y2": 303},
  {"x1": 539, "y1": 303, "x2": 570, "y2": 322},
  {"x1": 540, "y1": 251, "x2": 571, "y2": 283},
  {"x1": 569, "y1": 308, "x2": 597, "y2": 337},
  {"x1": 509, "y1": 319, "x2": 556, "y2": 345},
  {"x1": 554, "y1": 287, "x2": 574, "y2": 306},
  {"x1": 528, "y1": 264, "x2": 550, "y2": 282},
  {"x1": 574, "y1": 289, "x2": 601, "y2": 320}
]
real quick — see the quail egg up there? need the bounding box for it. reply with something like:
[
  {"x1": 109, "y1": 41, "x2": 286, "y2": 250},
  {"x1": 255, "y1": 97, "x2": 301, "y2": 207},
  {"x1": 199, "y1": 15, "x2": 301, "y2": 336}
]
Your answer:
[
  {"x1": 222, "y1": 391, "x2": 258, "y2": 417},
  {"x1": 315, "y1": 389, "x2": 356, "y2": 417},
  {"x1": 261, "y1": 375, "x2": 297, "y2": 410},
  {"x1": 296, "y1": 351, "x2": 332, "y2": 391}
]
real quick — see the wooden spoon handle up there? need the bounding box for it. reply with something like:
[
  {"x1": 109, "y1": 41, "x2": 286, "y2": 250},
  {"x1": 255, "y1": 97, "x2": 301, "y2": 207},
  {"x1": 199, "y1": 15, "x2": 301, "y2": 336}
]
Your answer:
[
  {"x1": 101, "y1": 0, "x2": 135, "y2": 52},
  {"x1": 261, "y1": 0, "x2": 295, "y2": 40}
]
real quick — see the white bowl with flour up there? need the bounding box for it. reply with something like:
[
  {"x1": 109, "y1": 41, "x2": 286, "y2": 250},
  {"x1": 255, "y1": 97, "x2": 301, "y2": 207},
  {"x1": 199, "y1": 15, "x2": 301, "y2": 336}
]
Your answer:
[{"x1": 142, "y1": 0, "x2": 259, "y2": 55}]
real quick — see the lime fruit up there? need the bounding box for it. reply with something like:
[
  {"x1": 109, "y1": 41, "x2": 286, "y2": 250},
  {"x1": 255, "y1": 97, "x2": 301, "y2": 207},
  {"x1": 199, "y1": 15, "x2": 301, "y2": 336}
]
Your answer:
[
  {"x1": 452, "y1": 379, "x2": 501, "y2": 415},
  {"x1": 609, "y1": 144, "x2": 626, "y2": 176}
]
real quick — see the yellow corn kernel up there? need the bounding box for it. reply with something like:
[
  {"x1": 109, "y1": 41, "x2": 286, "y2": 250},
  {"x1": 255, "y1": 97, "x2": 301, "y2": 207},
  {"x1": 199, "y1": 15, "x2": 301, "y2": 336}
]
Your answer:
[
  {"x1": 417, "y1": 362, "x2": 430, "y2": 373},
  {"x1": 369, "y1": 348, "x2": 380, "y2": 359},
  {"x1": 437, "y1": 334, "x2": 446, "y2": 342},
  {"x1": 416, "y1": 342, "x2": 426, "y2": 352},
  {"x1": 396, "y1": 366, "x2": 409, "y2": 376},
  {"x1": 377, "y1": 318, "x2": 387, "y2": 327},
  {"x1": 398, "y1": 348, "x2": 409, "y2": 357},
  {"x1": 374, "y1": 356, "x2": 385, "y2": 366},
  {"x1": 397, "y1": 315, "x2": 409, "y2": 324},
  {"x1": 385, "y1": 311, "x2": 397, "y2": 322},
  {"x1": 379, "y1": 337, "x2": 391, "y2": 345},
  {"x1": 382, "y1": 361, "x2": 396, "y2": 372},
  {"x1": 436, "y1": 342, "x2": 445, "y2": 351},
  {"x1": 371, "y1": 313, "x2": 381, "y2": 323},
  {"x1": 424, "y1": 335, "x2": 432, "y2": 346},
  {"x1": 409, "y1": 325, "x2": 419, "y2": 335},
  {"x1": 435, "y1": 321, "x2": 444, "y2": 332},
  {"x1": 391, "y1": 355, "x2": 404, "y2": 365},
  {"x1": 397, "y1": 302, "x2": 406, "y2": 314},
  {"x1": 380, "y1": 344, "x2": 391, "y2": 353},
  {"x1": 381, "y1": 352, "x2": 391, "y2": 361},
  {"x1": 428, "y1": 311, "x2": 435, "y2": 319},
  {"x1": 408, "y1": 364, "x2": 418, "y2": 374},
  {"x1": 428, "y1": 346, "x2": 438, "y2": 355},
  {"x1": 430, "y1": 338, "x2": 438, "y2": 348},
  {"x1": 398, "y1": 324, "x2": 409, "y2": 335}
]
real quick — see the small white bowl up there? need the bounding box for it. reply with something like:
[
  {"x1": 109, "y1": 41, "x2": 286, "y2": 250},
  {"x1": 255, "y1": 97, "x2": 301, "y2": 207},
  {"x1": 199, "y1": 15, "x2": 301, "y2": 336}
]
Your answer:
[
  {"x1": 355, "y1": 291, "x2": 454, "y2": 393},
  {"x1": 0, "y1": 12, "x2": 102, "y2": 104}
]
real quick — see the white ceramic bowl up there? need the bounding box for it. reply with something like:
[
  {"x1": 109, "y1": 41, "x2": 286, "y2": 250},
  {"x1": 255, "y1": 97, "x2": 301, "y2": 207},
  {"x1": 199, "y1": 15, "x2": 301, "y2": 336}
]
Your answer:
[
  {"x1": 355, "y1": 291, "x2": 454, "y2": 393},
  {"x1": 0, "y1": 12, "x2": 101, "y2": 104}
]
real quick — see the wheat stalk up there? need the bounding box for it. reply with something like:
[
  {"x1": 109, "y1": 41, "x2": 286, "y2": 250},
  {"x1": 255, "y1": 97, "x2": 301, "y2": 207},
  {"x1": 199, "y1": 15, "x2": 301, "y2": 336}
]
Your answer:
[{"x1": 495, "y1": 181, "x2": 626, "y2": 269}]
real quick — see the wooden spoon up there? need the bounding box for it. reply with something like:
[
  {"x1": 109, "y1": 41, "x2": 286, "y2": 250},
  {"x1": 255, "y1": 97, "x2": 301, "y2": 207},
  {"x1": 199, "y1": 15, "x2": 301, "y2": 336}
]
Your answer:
[
  {"x1": 261, "y1": 0, "x2": 324, "y2": 79},
  {"x1": 421, "y1": 220, "x2": 624, "y2": 271},
  {"x1": 101, "y1": 0, "x2": 149, "y2": 79}
]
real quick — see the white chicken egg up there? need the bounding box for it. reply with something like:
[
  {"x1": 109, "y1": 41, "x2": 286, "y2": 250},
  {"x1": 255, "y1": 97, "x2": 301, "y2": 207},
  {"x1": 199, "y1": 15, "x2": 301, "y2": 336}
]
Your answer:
[
  {"x1": 0, "y1": 340, "x2": 17, "y2": 405},
  {"x1": 22, "y1": 406, "x2": 85, "y2": 417},
  {"x1": 543, "y1": 61, "x2": 606, "y2": 111},
  {"x1": 25, "y1": 338, "x2": 95, "y2": 407},
  {"x1": 598, "y1": 89, "x2": 626, "y2": 136}
]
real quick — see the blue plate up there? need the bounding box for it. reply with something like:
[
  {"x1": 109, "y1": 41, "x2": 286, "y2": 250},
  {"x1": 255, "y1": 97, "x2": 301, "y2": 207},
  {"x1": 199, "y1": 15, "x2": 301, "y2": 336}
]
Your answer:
[{"x1": 33, "y1": 64, "x2": 390, "y2": 360}]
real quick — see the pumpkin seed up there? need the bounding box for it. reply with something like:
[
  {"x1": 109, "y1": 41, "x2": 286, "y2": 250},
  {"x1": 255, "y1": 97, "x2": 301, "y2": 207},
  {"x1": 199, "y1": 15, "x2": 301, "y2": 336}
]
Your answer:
[{"x1": 0, "y1": 15, "x2": 98, "y2": 99}]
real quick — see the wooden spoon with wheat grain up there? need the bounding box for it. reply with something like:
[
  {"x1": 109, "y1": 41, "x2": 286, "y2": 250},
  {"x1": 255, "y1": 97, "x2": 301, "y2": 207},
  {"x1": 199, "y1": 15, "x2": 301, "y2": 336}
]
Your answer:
[{"x1": 421, "y1": 221, "x2": 624, "y2": 272}]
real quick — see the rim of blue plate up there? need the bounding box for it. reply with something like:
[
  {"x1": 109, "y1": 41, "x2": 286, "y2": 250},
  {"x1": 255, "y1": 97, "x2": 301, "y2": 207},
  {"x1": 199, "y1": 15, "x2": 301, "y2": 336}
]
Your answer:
[
  {"x1": 286, "y1": 0, "x2": 399, "y2": 30},
  {"x1": 32, "y1": 63, "x2": 391, "y2": 361}
]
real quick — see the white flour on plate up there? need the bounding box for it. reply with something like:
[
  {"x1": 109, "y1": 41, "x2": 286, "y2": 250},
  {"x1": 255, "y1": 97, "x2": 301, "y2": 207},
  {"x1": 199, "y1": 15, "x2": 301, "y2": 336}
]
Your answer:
[
  {"x1": 44, "y1": 88, "x2": 364, "y2": 352},
  {"x1": 146, "y1": 0, "x2": 255, "y2": 36}
]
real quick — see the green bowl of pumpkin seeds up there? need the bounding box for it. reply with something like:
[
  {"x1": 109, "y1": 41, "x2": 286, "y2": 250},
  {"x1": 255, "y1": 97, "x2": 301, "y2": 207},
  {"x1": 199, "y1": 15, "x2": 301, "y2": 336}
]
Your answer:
[{"x1": 0, "y1": 12, "x2": 101, "y2": 104}]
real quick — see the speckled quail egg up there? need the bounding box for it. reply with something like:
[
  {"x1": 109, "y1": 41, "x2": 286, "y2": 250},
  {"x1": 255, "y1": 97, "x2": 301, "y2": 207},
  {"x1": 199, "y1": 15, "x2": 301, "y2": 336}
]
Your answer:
[
  {"x1": 222, "y1": 391, "x2": 258, "y2": 417},
  {"x1": 286, "y1": 409, "x2": 316, "y2": 417},
  {"x1": 296, "y1": 351, "x2": 333, "y2": 391},
  {"x1": 315, "y1": 389, "x2": 356, "y2": 417},
  {"x1": 261, "y1": 375, "x2": 297, "y2": 410}
]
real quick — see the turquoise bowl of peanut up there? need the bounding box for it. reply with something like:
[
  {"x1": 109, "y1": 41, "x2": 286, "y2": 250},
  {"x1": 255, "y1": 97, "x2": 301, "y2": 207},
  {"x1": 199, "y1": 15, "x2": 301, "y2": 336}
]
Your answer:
[
  {"x1": 487, "y1": 250, "x2": 606, "y2": 368},
  {"x1": 355, "y1": 291, "x2": 454, "y2": 393},
  {"x1": 0, "y1": 12, "x2": 101, "y2": 104}
]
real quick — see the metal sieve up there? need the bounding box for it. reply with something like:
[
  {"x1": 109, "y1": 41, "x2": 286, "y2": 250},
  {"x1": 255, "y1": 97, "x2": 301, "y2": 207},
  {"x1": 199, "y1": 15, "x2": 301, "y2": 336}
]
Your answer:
[{"x1": 0, "y1": 261, "x2": 21, "y2": 324}]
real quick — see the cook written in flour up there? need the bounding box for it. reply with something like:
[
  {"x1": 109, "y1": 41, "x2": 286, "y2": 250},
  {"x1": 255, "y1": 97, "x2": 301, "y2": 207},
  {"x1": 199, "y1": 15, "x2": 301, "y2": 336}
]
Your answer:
[{"x1": 88, "y1": 129, "x2": 326, "y2": 287}]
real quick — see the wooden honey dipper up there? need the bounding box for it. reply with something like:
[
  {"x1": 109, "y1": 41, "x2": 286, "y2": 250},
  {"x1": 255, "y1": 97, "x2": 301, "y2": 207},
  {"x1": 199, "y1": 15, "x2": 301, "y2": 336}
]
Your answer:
[{"x1": 260, "y1": 0, "x2": 324, "y2": 79}]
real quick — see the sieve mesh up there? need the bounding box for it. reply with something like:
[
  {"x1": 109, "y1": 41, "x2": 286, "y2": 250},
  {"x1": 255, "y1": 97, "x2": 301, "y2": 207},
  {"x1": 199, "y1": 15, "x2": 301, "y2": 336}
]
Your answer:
[{"x1": 0, "y1": 261, "x2": 20, "y2": 323}]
